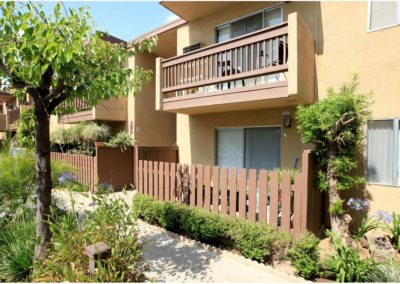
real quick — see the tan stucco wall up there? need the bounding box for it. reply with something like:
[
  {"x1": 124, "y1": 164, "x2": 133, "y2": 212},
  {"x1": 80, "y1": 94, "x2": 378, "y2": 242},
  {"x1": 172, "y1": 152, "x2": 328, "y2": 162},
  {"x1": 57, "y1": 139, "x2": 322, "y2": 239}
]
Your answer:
[
  {"x1": 174, "y1": 1, "x2": 400, "y2": 214},
  {"x1": 177, "y1": 107, "x2": 310, "y2": 169},
  {"x1": 133, "y1": 51, "x2": 176, "y2": 146}
]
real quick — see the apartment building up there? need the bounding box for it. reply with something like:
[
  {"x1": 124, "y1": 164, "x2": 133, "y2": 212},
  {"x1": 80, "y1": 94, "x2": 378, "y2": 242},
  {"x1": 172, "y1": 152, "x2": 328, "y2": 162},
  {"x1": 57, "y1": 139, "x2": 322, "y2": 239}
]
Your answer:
[
  {"x1": 151, "y1": 1, "x2": 400, "y2": 214},
  {"x1": 0, "y1": 91, "x2": 31, "y2": 139},
  {"x1": 50, "y1": 31, "x2": 178, "y2": 146}
]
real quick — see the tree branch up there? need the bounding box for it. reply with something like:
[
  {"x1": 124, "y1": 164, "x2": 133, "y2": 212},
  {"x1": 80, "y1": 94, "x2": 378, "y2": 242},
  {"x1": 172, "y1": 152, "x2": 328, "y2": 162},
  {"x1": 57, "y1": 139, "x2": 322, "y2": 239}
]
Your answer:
[
  {"x1": 332, "y1": 112, "x2": 356, "y2": 137},
  {"x1": 44, "y1": 78, "x2": 65, "y2": 102},
  {"x1": 46, "y1": 91, "x2": 71, "y2": 113}
]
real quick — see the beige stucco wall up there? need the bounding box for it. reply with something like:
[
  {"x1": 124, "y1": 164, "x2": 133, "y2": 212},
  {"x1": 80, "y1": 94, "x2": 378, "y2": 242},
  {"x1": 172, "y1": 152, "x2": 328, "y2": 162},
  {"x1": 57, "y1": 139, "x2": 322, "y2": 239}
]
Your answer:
[
  {"x1": 174, "y1": 1, "x2": 400, "y2": 214},
  {"x1": 133, "y1": 51, "x2": 176, "y2": 146},
  {"x1": 177, "y1": 107, "x2": 310, "y2": 169}
]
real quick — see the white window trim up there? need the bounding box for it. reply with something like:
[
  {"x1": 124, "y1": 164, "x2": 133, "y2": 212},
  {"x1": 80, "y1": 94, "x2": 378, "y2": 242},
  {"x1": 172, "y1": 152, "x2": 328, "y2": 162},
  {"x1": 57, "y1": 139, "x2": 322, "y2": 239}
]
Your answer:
[
  {"x1": 365, "y1": 118, "x2": 400, "y2": 187},
  {"x1": 367, "y1": 0, "x2": 400, "y2": 33}
]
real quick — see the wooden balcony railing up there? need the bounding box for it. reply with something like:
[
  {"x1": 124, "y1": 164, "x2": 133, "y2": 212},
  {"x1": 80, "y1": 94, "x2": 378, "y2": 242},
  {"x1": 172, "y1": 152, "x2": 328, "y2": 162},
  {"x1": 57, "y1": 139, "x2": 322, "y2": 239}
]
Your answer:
[
  {"x1": 161, "y1": 22, "x2": 288, "y2": 94},
  {"x1": 7, "y1": 108, "x2": 20, "y2": 125},
  {"x1": 61, "y1": 98, "x2": 91, "y2": 113}
]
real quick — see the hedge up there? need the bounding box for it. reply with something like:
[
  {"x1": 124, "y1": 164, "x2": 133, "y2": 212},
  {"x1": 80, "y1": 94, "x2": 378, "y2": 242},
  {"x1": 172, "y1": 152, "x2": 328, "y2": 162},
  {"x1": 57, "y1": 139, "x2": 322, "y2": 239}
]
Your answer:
[{"x1": 132, "y1": 193, "x2": 292, "y2": 263}]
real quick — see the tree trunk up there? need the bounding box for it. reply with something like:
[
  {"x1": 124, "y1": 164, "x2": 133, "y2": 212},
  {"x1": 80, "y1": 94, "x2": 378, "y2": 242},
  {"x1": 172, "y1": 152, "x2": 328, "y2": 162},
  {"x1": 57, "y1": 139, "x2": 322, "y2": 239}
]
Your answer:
[
  {"x1": 327, "y1": 159, "x2": 352, "y2": 246},
  {"x1": 33, "y1": 100, "x2": 53, "y2": 259}
]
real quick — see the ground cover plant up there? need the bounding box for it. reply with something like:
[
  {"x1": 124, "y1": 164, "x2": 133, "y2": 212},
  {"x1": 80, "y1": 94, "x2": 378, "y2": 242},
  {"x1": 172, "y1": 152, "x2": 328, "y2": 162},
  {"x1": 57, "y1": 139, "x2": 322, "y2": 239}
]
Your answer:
[{"x1": 132, "y1": 193, "x2": 292, "y2": 264}]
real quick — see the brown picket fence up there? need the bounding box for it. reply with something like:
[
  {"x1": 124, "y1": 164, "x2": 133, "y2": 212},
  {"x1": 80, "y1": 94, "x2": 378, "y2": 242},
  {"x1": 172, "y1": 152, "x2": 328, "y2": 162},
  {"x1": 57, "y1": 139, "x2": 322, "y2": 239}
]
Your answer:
[
  {"x1": 51, "y1": 152, "x2": 97, "y2": 191},
  {"x1": 137, "y1": 150, "x2": 323, "y2": 236},
  {"x1": 52, "y1": 145, "x2": 179, "y2": 192}
]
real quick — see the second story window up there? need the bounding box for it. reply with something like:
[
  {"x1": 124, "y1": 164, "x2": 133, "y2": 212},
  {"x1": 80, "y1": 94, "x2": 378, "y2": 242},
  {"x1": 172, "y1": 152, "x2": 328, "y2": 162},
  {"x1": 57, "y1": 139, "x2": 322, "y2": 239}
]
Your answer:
[
  {"x1": 368, "y1": 0, "x2": 400, "y2": 31},
  {"x1": 216, "y1": 6, "x2": 283, "y2": 43}
]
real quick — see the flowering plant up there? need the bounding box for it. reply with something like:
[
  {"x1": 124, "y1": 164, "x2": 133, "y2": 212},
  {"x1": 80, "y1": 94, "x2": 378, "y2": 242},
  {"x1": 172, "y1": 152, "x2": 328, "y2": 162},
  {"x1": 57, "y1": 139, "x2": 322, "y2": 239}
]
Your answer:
[
  {"x1": 347, "y1": 198, "x2": 368, "y2": 211},
  {"x1": 372, "y1": 210, "x2": 393, "y2": 224},
  {"x1": 58, "y1": 172, "x2": 77, "y2": 185}
]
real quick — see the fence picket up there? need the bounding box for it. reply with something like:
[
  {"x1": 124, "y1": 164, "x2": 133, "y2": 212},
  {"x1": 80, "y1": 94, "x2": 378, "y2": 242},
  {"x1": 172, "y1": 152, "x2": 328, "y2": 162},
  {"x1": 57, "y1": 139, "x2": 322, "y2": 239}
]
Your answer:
[
  {"x1": 258, "y1": 170, "x2": 268, "y2": 223},
  {"x1": 159, "y1": 162, "x2": 164, "y2": 201},
  {"x1": 176, "y1": 164, "x2": 182, "y2": 205},
  {"x1": 269, "y1": 171, "x2": 279, "y2": 228},
  {"x1": 149, "y1": 161, "x2": 153, "y2": 197},
  {"x1": 204, "y1": 166, "x2": 211, "y2": 211},
  {"x1": 238, "y1": 169, "x2": 247, "y2": 219},
  {"x1": 144, "y1": 161, "x2": 148, "y2": 195},
  {"x1": 139, "y1": 160, "x2": 143, "y2": 193},
  {"x1": 281, "y1": 172, "x2": 291, "y2": 232},
  {"x1": 212, "y1": 167, "x2": 219, "y2": 213},
  {"x1": 220, "y1": 167, "x2": 228, "y2": 215},
  {"x1": 183, "y1": 165, "x2": 189, "y2": 204},
  {"x1": 154, "y1": 162, "x2": 159, "y2": 200},
  {"x1": 190, "y1": 164, "x2": 196, "y2": 207},
  {"x1": 196, "y1": 165, "x2": 204, "y2": 207},
  {"x1": 165, "y1": 162, "x2": 170, "y2": 201},
  {"x1": 293, "y1": 173, "x2": 302, "y2": 236},
  {"x1": 229, "y1": 168, "x2": 237, "y2": 217},
  {"x1": 248, "y1": 169, "x2": 257, "y2": 222}
]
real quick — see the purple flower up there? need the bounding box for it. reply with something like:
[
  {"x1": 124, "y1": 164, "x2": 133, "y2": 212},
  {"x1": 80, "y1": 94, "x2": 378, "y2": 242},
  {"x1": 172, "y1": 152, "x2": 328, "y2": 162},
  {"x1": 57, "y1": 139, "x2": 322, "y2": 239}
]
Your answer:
[
  {"x1": 58, "y1": 172, "x2": 77, "y2": 184},
  {"x1": 88, "y1": 201, "x2": 97, "y2": 207},
  {"x1": 97, "y1": 182, "x2": 113, "y2": 192},
  {"x1": 372, "y1": 210, "x2": 393, "y2": 224},
  {"x1": 347, "y1": 197, "x2": 369, "y2": 211}
]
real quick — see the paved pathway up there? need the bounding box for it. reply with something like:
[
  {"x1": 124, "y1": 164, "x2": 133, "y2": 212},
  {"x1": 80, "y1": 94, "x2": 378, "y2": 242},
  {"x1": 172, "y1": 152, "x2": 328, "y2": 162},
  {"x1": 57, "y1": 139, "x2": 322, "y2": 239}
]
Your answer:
[{"x1": 52, "y1": 189, "x2": 306, "y2": 282}]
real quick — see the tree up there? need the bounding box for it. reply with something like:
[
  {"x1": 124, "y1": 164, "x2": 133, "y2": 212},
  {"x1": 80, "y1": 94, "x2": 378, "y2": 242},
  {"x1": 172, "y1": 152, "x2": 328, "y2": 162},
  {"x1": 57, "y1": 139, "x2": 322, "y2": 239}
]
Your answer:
[
  {"x1": 17, "y1": 107, "x2": 35, "y2": 148},
  {"x1": 0, "y1": 2, "x2": 154, "y2": 258},
  {"x1": 296, "y1": 76, "x2": 371, "y2": 243}
]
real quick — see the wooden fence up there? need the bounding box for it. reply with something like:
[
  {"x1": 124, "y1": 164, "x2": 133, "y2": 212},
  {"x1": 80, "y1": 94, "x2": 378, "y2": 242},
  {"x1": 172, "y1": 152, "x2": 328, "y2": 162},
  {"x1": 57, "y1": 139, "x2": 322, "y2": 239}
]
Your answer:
[
  {"x1": 51, "y1": 145, "x2": 179, "y2": 192},
  {"x1": 51, "y1": 152, "x2": 97, "y2": 191},
  {"x1": 137, "y1": 150, "x2": 323, "y2": 236}
]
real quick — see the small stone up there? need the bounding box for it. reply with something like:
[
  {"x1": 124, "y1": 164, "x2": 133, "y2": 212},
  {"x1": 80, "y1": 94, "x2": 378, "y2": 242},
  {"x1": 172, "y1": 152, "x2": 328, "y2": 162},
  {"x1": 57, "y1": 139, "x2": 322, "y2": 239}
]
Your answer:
[{"x1": 84, "y1": 242, "x2": 111, "y2": 273}]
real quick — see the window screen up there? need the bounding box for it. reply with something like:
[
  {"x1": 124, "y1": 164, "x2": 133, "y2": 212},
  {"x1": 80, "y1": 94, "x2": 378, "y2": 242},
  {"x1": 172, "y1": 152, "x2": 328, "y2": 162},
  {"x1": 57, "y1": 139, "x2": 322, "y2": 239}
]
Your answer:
[
  {"x1": 217, "y1": 129, "x2": 244, "y2": 169},
  {"x1": 217, "y1": 25, "x2": 230, "y2": 43},
  {"x1": 367, "y1": 120, "x2": 395, "y2": 185},
  {"x1": 369, "y1": 1, "x2": 400, "y2": 31}
]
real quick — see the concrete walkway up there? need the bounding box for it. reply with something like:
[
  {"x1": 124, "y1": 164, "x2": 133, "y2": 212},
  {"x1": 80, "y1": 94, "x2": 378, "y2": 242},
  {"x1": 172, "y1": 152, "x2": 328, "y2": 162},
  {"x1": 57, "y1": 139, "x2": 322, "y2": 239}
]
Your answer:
[{"x1": 52, "y1": 189, "x2": 306, "y2": 282}]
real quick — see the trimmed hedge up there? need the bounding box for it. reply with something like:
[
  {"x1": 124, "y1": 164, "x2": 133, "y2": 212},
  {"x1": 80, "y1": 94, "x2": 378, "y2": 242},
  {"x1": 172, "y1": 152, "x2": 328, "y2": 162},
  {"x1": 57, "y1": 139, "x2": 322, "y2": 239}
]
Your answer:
[{"x1": 132, "y1": 193, "x2": 292, "y2": 263}]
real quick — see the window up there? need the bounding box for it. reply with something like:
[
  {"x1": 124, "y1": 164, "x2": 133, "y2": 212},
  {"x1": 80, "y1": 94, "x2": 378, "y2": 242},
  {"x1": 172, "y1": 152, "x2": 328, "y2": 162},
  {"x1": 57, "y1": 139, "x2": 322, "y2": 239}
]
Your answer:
[
  {"x1": 368, "y1": 0, "x2": 400, "y2": 31},
  {"x1": 216, "y1": 6, "x2": 283, "y2": 43},
  {"x1": 217, "y1": 127, "x2": 281, "y2": 170},
  {"x1": 366, "y1": 119, "x2": 400, "y2": 186}
]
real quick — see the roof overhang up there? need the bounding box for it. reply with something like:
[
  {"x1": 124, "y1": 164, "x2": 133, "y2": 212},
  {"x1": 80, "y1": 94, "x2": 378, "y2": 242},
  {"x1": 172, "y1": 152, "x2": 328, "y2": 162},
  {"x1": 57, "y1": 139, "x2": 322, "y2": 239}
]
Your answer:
[
  {"x1": 160, "y1": 1, "x2": 235, "y2": 22},
  {"x1": 129, "y1": 18, "x2": 186, "y2": 58}
]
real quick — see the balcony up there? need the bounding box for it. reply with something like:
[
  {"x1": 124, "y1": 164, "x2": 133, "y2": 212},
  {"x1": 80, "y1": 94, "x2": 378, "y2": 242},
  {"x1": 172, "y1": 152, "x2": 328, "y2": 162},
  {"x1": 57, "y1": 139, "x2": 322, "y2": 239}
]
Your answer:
[
  {"x1": 0, "y1": 113, "x2": 6, "y2": 131},
  {"x1": 0, "y1": 108, "x2": 23, "y2": 132},
  {"x1": 59, "y1": 97, "x2": 127, "y2": 124},
  {"x1": 156, "y1": 13, "x2": 315, "y2": 114}
]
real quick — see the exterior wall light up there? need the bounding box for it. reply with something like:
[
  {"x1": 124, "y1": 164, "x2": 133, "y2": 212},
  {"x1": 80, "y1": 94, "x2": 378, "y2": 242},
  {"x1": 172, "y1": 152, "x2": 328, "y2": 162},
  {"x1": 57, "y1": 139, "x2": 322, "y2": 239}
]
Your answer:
[{"x1": 282, "y1": 110, "x2": 291, "y2": 128}]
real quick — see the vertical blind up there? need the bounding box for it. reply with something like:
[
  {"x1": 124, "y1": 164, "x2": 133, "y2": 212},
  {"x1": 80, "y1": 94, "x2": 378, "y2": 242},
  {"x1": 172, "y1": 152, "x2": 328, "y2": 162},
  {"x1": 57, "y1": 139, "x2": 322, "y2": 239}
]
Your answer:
[
  {"x1": 366, "y1": 120, "x2": 396, "y2": 185},
  {"x1": 217, "y1": 127, "x2": 281, "y2": 170},
  {"x1": 369, "y1": 1, "x2": 400, "y2": 31}
]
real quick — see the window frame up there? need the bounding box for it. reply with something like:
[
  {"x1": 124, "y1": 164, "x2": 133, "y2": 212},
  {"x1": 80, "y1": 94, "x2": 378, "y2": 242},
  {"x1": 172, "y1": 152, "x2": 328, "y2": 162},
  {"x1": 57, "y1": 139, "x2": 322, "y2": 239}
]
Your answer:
[
  {"x1": 215, "y1": 125, "x2": 282, "y2": 169},
  {"x1": 367, "y1": 0, "x2": 400, "y2": 32},
  {"x1": 365, "y1": 118, "x2": 400, "y2": 187},
  {"x1": 215, "y1": 4, "x2": 283, "y2": 43}
]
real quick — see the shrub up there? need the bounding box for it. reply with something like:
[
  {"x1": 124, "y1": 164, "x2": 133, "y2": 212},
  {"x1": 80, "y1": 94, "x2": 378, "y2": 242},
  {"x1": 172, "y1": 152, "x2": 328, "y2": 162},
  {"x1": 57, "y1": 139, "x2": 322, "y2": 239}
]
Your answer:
[
  {"x1": 287, "y1": 231, "x2": 321, "y2": 280},
  {"x1": 366, "y1": 257, "x2": 400, "y2": 282},
  {"x1": 132, "y1": 193, "x2": 292, "y2": 264},
  {"x1": 0, "y1": 220, "x2": 35, "y2": 282},
  {"x1": 388, "y1": 212, "x2": 400, "y2": 252},
  {"x1": 16, "y1": 107, "x2": 35, "y2": 148},
  {"x1": 105, "y1": 131, "x2": 134, "y2": 151},
  {"x1": 32, "y1": 193, "x2": 146, "y2": 282},
  {"x1": 323, "y1": 231, "x2": 374, "y2": 282}
]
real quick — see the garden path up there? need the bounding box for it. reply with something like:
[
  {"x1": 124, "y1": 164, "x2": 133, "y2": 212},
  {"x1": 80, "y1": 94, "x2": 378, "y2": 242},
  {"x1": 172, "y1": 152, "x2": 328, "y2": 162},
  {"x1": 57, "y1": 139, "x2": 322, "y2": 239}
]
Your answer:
[{"x1": 52, "y1": 189, "x2": 307, "y2": 282}]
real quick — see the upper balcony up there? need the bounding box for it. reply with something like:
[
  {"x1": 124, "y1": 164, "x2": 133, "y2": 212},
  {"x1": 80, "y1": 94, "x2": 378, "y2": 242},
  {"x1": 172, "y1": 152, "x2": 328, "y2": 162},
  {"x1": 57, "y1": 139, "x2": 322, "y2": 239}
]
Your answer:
[
  {"x1": 156, "y1": 13, "x2": 315, "y2": 114},
  {"x1": 59, "y1": 97, "x2": 127, "y2": 124}
]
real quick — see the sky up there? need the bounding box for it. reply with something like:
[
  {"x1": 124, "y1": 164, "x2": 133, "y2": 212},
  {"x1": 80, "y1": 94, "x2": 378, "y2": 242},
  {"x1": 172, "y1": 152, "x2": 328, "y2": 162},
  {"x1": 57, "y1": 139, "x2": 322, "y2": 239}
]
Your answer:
[{"x1": 39, "y1": 1, "x2": 180, "y2": 42}]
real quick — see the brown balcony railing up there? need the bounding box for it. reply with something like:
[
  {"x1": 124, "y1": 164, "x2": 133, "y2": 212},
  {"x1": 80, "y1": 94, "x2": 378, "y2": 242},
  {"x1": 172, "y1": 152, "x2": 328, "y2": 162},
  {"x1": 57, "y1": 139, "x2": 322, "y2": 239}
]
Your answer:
[
  {"x1": 61, "y1": 97, "x2": 91, "y2": 113},
  {"x1": 161, "y1": 22, "x2": 288, "y2": 94},
  {"x1": 7, "y1": 108, "x2": 20, "y2": 125}
]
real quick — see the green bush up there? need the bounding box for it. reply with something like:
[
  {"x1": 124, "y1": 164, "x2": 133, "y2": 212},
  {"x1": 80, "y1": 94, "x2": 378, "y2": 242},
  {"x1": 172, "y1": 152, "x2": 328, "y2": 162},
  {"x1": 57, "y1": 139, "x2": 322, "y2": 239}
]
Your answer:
[
  {"x1": 389, "y1": 212, "x2": 400, "y2": 252},
  {"x1": 132, "y1": 193, "x2": 292, "y2": 264},
  {"x1": 323, "y1": 231, "x2": 374, "y2": 282},
  {"x1": 287, "y1": 231, "x2": 321, "y2": 280},
  {"x1": 105, "y1": 131, "x2": 134, "y2": 151},
  {"x1": 16, "y1": 107, "x2": 35, "y2": 148},
  {"x1": 33, "y1": 193, "x2": 146, "y2": 282},
  {"x1": 0, "y1": 219, "x2": 35, "y2": 282},
  {"x1": 366, "y1": 257, "x2": 400, "y2": 282}
]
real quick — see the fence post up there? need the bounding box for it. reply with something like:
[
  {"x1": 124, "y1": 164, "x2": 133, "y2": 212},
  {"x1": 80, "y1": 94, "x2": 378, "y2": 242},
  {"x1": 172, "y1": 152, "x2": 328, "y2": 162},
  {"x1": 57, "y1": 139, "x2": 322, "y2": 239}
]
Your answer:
[
  {"x1": 300, "y1": 150, "x2": 323, "y2": 236},
  {"x1": 134, "y1": 146, "x2": 143, "y2": 189}
]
